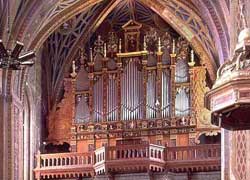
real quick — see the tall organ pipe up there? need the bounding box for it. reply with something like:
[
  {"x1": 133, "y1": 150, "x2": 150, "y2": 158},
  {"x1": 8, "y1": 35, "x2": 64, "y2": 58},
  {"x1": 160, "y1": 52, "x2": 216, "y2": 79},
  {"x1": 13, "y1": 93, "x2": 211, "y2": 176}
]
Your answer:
[
  {"x1": 94, "y1": 76, "x2": 103, "y2": 122},
  {"x1": 107, "y1": 75, "x2": 117, "y2": 121},
  {"x1": 162, "y1": 70, "x2": 170, "y2": 118},
  {"x1": 121, "y1": 59, "x2": 143, "y2": 121},
  {"x1": 146, "y1": 70, "x2": 157, "y2": 119},
  {"x1": 175, "y1": 58, "x2": 190, "y2": 116}
]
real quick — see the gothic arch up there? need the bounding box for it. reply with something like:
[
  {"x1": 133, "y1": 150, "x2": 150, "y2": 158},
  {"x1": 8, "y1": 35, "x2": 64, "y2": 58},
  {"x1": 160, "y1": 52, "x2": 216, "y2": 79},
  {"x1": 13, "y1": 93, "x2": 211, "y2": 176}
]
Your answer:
[
  {"x1": 26, "y1": 0, "x2": 104, "y2": 50},
  {"x1": 4, "y1": 0, "x2": 231, "y2": 102},
  {"x1": 16, "y1": 0, "x2": 217, "y2": 83},
  {"x1": 26, "y1": 0, "x2": 220, "y2": 106}
]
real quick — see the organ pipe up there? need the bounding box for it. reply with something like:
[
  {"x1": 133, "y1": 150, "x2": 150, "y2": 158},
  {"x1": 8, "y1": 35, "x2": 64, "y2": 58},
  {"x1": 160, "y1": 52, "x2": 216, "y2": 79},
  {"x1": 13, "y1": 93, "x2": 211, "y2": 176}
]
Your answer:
[
  {"x1": 170, "y1": 53, "x2": 176, "y2": 117},
  {"x1": 93, "y1": 76, "x2": 103, "y2": 122},
  {"x1": 117, "y1": 57, "x2": 122, "y2": 120},
  {"x1": 161, "y1": 70, "x2": 170, "y2": 118},
  {"x1": 107, "y1": 75, "x2": 118, "y2": 121},
  {"x1": 175, "y1": 87, "x2": 190, "y2": 116},
  {"x1": 102, "y1": 56, "x2": 108, "y2": 122},
  {"x1": 88, "y1": 61, "x2": 95, "y2": 122},
  {"x1": 156, "y1": 47, "x2": 163, "y2": 118},
  {"x1": 74, "y1": 35, "x2": 193, "y2": 124},
  {"x1": 142, "y1": 58, "x2": 147, "y2": 119},
  {"x1": 146, "y1": 70, "x2": 157, "y2": 119},
  {"x1": 175, "y1": 59, "x2": 189, "y2": 83},
  {"x1": 121, "y1": 59, "x2": 143, "y2": 121},
  {"x1": 75, "y1": 95, "x2": 90, "y2": 123}
]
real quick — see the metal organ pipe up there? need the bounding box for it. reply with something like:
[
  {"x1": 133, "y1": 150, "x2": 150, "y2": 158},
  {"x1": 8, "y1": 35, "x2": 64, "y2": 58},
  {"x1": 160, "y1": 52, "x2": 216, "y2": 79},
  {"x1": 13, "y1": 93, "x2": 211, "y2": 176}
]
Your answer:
[
  {"x1": 121, "y1": 59, "x2": 143, "y2": 121},
  {"x1": 162, "y1": 70, "x2": 170, "y2": 118},
  {"x1": 75, "y1": 96, "x2": 90, "y2": 123},
  {"x1": 134, "y1": 60, "x2": 136, "y2": 120},
  {"x1": 175, "y1": 59, "x2": 190, "y2": 116},
  {"x1": 75, "y1": 55, "x2": 175, "y2": 123},
  {"x1": 107, "y1": 75, "x2": 117, "y2": 121},
  {"x1": 146, "y1": 71, "x2": 157, "y2": 119},
  {"x1": 175, "y1": 59, "x2": 189, "y2": 83},
  {"x1": 175, "y1": 88, "x2": 190, "y2": 116},
  {"x1": 139, "y1": 65, "x2": 143, "y2": 119},
  {"x1": 131, "y1": 60, "x2": 134, "y2": 120},
  {"x1": 139, "y1": 60, "x2": 144, "y2": 120},
  {"x1": 94, "y1": 76, "x2": 103, "y2": 122}
]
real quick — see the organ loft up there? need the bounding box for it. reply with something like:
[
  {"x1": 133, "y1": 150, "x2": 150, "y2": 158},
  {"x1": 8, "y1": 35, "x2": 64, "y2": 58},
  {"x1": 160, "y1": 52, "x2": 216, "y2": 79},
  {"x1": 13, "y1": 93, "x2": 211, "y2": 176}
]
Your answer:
[{"x1": 34, "y1": 15, "x2": 220, "y2": 179}]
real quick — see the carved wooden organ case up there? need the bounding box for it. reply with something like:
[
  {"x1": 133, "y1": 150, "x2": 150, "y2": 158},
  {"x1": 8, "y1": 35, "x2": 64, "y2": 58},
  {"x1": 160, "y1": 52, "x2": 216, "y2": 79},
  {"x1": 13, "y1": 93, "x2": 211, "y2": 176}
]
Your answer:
[{"x1": 48, "y1": 20, "x2": 218, "y2": 151}]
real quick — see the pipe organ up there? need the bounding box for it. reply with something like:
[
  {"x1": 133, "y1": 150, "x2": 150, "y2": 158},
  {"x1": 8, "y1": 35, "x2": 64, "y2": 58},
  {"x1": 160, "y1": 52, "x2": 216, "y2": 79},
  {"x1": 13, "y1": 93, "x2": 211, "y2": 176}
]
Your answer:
[
  {"x1": 48, "y1": 20, "x2": 218, "y2": 153},
  {"x1": 74, "y1": 21, "x2": 192, "y2": 125}
]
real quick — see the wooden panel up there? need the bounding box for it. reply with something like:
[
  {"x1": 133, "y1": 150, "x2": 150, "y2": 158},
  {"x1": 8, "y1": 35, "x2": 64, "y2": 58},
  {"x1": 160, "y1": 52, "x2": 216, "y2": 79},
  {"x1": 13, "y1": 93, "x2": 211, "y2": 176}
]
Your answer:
[{"x1": 177, "y1": 134, "x2": 189, "y2": 146}]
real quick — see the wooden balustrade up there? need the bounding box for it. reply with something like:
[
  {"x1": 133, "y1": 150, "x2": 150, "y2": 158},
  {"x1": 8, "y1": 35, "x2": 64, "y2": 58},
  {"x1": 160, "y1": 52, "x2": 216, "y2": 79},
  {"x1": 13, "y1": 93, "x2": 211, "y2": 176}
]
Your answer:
[
  {"x1": 37, "y1": 152, "x2": 94, "y2": 168},
  {"x1": 107, "y1": 144, "x2": 149, "y2": 160},
  {"x1": 34, "y1": 152, "x2": 94, "y2": 180},
  {"x1": 165, "y1": 144, "x2": 221, "y2": 173},
  {"x1": 34, "y1": 144, "x2": 221, "y2": 179},
  {"x1": 166, "y1": 144, "x2": 220, "y2": 161}
]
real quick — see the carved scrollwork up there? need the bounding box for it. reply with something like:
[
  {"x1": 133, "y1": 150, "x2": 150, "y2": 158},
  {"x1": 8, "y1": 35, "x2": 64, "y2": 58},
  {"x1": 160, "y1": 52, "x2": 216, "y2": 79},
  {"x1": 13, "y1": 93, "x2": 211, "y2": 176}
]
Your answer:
[
  {"x1": 176, "y1": 37, "x2": 189, "y2": 61},
  {"x1": 107, "y1": 32, "x2": 119, "y2": 55},
  {"x1": 145, "y1": 27, "x2": 158, "y2": 53},
  {"x1": 93, "y1": 35, "x2": 104, "y2": 56}
]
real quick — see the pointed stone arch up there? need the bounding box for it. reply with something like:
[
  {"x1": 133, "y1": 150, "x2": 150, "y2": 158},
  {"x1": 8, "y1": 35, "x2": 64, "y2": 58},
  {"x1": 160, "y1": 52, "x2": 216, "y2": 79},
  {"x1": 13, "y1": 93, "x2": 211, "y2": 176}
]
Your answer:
[
  {"x1": 22, "y1": 0, "x2": 217, "y2": 83},
  {"x1": 12, "y1": 0, "x2": 218, "y2": 109}
]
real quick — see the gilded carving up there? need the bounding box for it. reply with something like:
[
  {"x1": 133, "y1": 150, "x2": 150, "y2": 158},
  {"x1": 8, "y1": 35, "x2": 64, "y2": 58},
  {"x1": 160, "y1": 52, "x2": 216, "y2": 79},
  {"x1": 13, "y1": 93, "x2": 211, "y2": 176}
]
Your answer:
[{"x1": 190, "y1": 66, "x2": 214, "y2": 127}]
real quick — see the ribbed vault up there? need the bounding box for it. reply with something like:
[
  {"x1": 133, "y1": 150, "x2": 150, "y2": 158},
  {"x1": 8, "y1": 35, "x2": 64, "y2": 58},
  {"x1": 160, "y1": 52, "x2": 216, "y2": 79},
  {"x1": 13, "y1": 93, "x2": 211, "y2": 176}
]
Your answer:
[
  {"x1": 37, "y1": 0, "x2": 227, "y2": 112},
  {"x1": 0, "y1": 0, "x2": 231, "y2": 120}
]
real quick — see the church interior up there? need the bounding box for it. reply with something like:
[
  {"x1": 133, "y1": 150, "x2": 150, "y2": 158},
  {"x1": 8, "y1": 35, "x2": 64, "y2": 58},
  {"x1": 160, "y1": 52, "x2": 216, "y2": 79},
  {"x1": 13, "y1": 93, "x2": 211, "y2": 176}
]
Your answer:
[{"x1": 0, "y1": 0, "x2": 249, "y2": 180}]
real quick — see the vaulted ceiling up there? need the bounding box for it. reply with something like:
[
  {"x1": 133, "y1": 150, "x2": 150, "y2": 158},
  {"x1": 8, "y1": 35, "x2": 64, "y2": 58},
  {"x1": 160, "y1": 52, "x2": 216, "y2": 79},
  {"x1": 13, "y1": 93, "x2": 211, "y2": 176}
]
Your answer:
[
  {"x1": 0, "y1": 0, "x2": 229, "y2": 59},
  {"x1": 0, "y1": 0, "x2": 231, "y2": 110}
]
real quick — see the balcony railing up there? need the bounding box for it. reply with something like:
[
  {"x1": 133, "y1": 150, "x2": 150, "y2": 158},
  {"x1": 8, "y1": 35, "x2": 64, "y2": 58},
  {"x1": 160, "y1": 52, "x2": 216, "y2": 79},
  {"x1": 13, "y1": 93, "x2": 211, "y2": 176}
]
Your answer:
[
  {"x1": 34, "y1": 144, "x2": 220, "y2": 180},
  {"x1": 166, "y1": 144, "x2": 221, "y2": 172},
  {"x1": 34, "y1": 152, "x2": 94, "y2": 180}
]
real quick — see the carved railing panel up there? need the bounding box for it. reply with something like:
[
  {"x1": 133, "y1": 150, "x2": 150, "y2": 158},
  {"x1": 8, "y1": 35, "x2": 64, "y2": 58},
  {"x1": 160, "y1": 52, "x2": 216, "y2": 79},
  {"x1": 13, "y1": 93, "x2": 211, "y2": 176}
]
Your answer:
[
  {"x1": 166, "y1": 144, "x2": 220, "y2": 161},
  {"x1": 34, "y1": 144, "x2": 220, "y2": 179},
  {"x1": 34, "y1": 152, "x2": 94, "y2": 180}
]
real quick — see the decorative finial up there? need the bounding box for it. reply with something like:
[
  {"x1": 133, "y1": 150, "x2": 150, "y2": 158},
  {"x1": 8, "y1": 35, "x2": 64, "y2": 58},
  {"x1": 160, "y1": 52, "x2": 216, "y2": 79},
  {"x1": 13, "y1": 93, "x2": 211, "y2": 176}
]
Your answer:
[
  {"x1": 70, "y1": 60, "x2": 77, "y2": 78},
  {"x1": 191, "y1": 50, "x2": 194, "y2": 61},
  {"x1": 188, "y1": 49, "x2": 195, "y2": 67},
  {"x1": 155, "y1": 99, "x2": 160, "y2": 107},
  {"x1": 143, "y1": 36, "x2": 147, "y2": 51},
  {"x1": 158, "y1": 37, "x2": 162, "y2": 53},
  {"x1": 90, "y1": 48, "x2": 93, "y2": 62},
  {"x1": 119, "y1": 39, "x2": 122, "y2": 53},
  {"x1": 104, "y1": 43, "x2": 107, "y2": 58},
  {"x1": 172, "y1": 39, "x2": 176, "y2": 54},
  {"x1": 98, "y1": 35, "x2": 101, "y2": 41}
]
